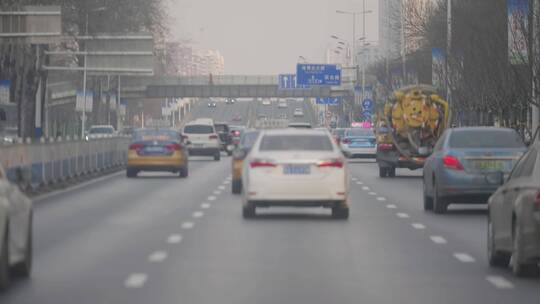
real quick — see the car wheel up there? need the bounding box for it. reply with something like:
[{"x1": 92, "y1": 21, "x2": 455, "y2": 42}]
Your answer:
[
  {"x1": 423, "y1": 179, "x2": 434, "y2": 211},
  {"x1": 388, "y1": 167, "x2": 396, "y2": 178},
  {"x1": 0, "y1": 225, "x2": 10, "y2": 291},
  {"x1": 332, "y1": 203, "x2": 349, "y2": 219},
  {"x1": 433, "y1": 182, "x2": 448, "y2": 214},
  {"x1": 487, "y1": 216, "x2": 510, "y2": 267},
  {"x1": 214, "y1": 153, "x2": 221, "y2": 161},
  {"x1": 232, "y1": 180, "x2": 242, "y2": 194},
  {"x1": 379, "y1": 167, "x2": 387, "y2": 178},
  {"x1": 242, "y1": 202, "x2": 256, "y2": 218},
  {"x1": 511, "y1": 221, "x2": 536, "y2": 277},
  {"x1": 126, "y1": 168, "x2": 138, "y2": 178},
  {"x1": 179, "y1": 166, "x2": 189, "y2": 178},
  {"x1": 12, "y1": 217, "x2": 32, "y2": 278}
]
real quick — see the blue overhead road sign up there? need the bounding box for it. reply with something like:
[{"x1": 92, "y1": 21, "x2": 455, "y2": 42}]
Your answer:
[
  {"x1": 316, "y1": 97, "x2": 341, "y2": 105},
  {"x1": 362, "y1": 99, "x2": 373, "y2": 109},
  {"x1": 296, "y1": 64, "x2": 342, "y2": 86}
]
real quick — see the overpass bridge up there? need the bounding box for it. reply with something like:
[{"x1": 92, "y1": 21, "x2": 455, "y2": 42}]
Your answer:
[{"x1": 121, "y1": 75, "x2": 354, "y2": 99}]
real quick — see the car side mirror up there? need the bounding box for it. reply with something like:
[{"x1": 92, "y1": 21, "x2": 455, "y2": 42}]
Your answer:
[{"x1": 485, "y1": 171, "x2": 505, "y2": 186}]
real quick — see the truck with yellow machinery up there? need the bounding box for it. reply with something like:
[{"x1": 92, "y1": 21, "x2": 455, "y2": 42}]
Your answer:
[{"x1": 375, "y1": 85, "x2": 450, "y2": 178}]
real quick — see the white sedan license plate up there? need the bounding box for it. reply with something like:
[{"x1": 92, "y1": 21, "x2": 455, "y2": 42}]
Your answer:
[{"x1": 283, "y1": 164, "x2": 311, "y2": 175}]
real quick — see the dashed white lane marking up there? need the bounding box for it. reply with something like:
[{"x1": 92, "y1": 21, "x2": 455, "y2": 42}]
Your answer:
[
  {"x1": 368, "y1": 192, "x2": 377, "y2": 196},
  {"x1": 192, "y1": 211, "x2": 204, "y2": 218},
  {"x1": 218, "y1": 185, "x2": 226, "y2": 190},
  {"x1": 201, "y1": 203, "x2": 211, "y2": 209},
  {"x1": 396, "y1": 212, "x2": 410, "y2": 218},
  {"x1": 213, "y1": 190, "x2": 221, "y2": 195},
  {"x1": 362, "y1": 186, "x2": 370, "y2": 191},
  {"x1": 386, "y1": 204, "x2": 397, "y2": 209},
  {"x1": 181, "y1": 222, "x2": 194, "y2": 229},
  {"x1": 223, "y1": 180, "x2": 230, "y2": 185},
  {"x1": 486, "y1": 276, "x2": 514, "y2": 289},
  {"x1": 351, "y1": 177, "x2": 358, "y2": 181},
  {"x1": 430, "y1": 236, "x2": 447, "y2": 244},
  {"x1": 453, "y1": 253, "x2": 475, "y2": 263},
  {"x1": 207, "y1": 196, "x2": 217, "y2": 201},
  {"x1": 411, "y1": 223, "x2": 426, "y2": 230},
  {"x1": 356, "y1": 181, "x2": 364, "y2": 185},
  {"x1": 376, "y1": 197, "x2": 387, "y2": 201},
  {"x1": 124, "y1": 273, "x2": 148, "y2": 289},
  {"x1": 167, "y1": 234, "x2": 183, "y2": 244},
  {"x1": 148, "y1": 251, "x2": 168, "y2": 263}
]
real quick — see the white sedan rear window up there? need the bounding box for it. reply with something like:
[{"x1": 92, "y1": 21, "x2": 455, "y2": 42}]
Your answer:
[{"x1": 259, "y1": 135, "x2": 333, "y2": 151}]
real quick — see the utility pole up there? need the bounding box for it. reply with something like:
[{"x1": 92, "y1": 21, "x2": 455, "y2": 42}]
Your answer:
[
  {"x1": 401, "y1": 0, "x2": 407, "y2": 84},
  {"x1": 361, "y1": 0, "x2": 366, "y2": 112},
  {"x1": 446, "y1": 0, "x2": 452, "y2": 110},
  {"x1": 533, "y1": 0, "x2": 540, "y2": 134}
]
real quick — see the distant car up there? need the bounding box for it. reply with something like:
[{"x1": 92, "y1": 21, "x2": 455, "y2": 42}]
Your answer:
[
  {"x1": 423, "y1": 127, "x2": 526, "y2": 214},
  {"x1": 278, "y1": 100, "x2": 288, "y2": 108},
  {"x1": 225, "y1": 98, "x2": 236, "y2": 104},
  {"x1": 241, "y1": 128, "x2": 349, "y2": 219},
  {"x1": 231, "y1": 130, "x2": 260, "y2": 194},
  {"x1": 119, "y1": 126, "x2": 135, "y2": 136},
  {"x1": 262, "y1": 99, "x2": 271, "y2": 106},
  {"x1": 182, "y1": 118, "x2": 221, "y2": 161},
  {"x1": 288, "y1": 122, "x2": 312, "y2": 129},
  {"x1": 229, "y1": 125, "x2": 246, "y2": 146},
  {"x1": 487, "y1": 133, "x2": 540, "y2": 277},
  {"x1": 127, "y1": 128, "x2": 188, "y2": 178},
  {"x1": 208, "y1": 102, "x2": 217, "y2": 108},
  {"x1": 232, "y1": 113, "x2": 242, "y2": 122},
  {"x1": 341, "y1": 128, "x2": 377, "y2": 158},
  {"x1": 87, "y1": 125, "x2": 116, "y2": 140},
  {"x1": 215, "y1": 122, "x2": 234, "y2": 156},
  {"x1": 0, "y1": 128, "x2": 18, "y2": 144},
  {"x1": 257, "y1": 114, "x2": 268, "y2": 121},
  {"x1": 278, "y1": 113, "x2": 288, "y2": 120},
  {"x1": 331, "y1": 128, "x2": 346, "y2": 145},
  {"x1": 0, "y1": 164, "x2": 33, "y2": 290},
  {"x1": 293, "y1": 108, "x2": 304, "y2": 117}
]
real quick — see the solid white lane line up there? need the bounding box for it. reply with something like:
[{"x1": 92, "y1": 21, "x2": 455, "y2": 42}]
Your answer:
[
  {"x1": 376, "y1": 197, "x2": 387, "y2": 201},
  {"x1": 486, "y1": 276, "x2": 514, "y2": 289},
  {"x1": 218, "y1": 185, "x2": 226, "y2": 190},
  {"x1": 386, "y1": 204, "x2": 397, "y2": 209},
  {"x1": 368, "y1": 192, "x2": 377, "y2": 196},
  {"x1": 453, "y1": 253, "x2": 475, "y2": 263},
  {"x1": 213, "y1": 190, "x2": 221, "y2": 195},
  {"x1": 201, "y1": 203, "x2": 211, "y2": 209},
  {"x1": 167, "y1": 234, "x2": 183, "y2": 244},
  {"x1": 192, "y1": 211, "x2": 204, "y2": 218},
  {"x1": 411, "y1": 223, "x2": 426, "y2": 230},
  {"x1": 124, "y1": 273, "x2": 148, "y2": 288},
  {"x1": 430, "y1": 236, "x2": 447, "y2": 244},
  {"x1": 207, "y1": 196, "x2": 217, "y2": 201},
  {"x1": 362, "y1": 186, "x2": 370, "y2": 191},
  {"x1": 181, "y1": 222, "x2": 194, "y2": 229},
  {"x1": 396, "y1": 212, "x2": 410, "y2": 218},
  {"x1": 148, "y1": 251, "x2": 168, "y2": 263}
]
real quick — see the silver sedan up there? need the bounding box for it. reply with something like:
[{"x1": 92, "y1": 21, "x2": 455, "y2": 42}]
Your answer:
[
  {"x1": 488, "y1": 136, "x2": 540, "y2": 277},
  {"x1": 0, "y1": 165, "x2": 33, "y2": 291}
]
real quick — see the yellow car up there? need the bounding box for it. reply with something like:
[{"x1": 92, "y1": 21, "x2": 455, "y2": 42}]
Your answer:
[
  {"x1": 231, "y1": 130, "x2": 260, "y2": 194},
  {"x1": 127, "y1": 128, "x2": 188, "y2": 178}
]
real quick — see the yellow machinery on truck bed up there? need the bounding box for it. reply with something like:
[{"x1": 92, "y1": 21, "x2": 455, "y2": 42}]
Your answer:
[{"x1": 376, "y1": 85, "x2": 450, "y2": 178}]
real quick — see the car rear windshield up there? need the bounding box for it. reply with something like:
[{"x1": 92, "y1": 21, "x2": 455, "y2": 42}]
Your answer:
[
  {"x1": 449, "y1": 129, "x2": 525, "y2": 148},
  {"x1": 133, "y1": 129, "x2": 179, "y2": 142},
  {"x1": 89, "y1": 127, "x2": 114, "y2": 134},
  {"x1": 346, "y1": 128, "x2": 374, "y2": 137},
  {"x1": 184, "y1": 125, "x2": 214, "y2": 134},
  {"x1": 259, "y1": 135, "x2": 333, "y2": 151}
]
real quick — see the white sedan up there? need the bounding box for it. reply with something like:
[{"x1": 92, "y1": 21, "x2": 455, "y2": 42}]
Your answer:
[
  {"x1": 0, "y1": 165, "x2": 33, "y2": 290},
  {"x1": 293, "y1": 108, "x2": 304, "y2": 117},
  {"x1": 241, "y1": 129, "x2": 349, "y2": 219}
]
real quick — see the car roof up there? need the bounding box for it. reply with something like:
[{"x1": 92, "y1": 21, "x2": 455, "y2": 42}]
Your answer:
[
  {"x1": 450, "y1": 127, "x2": 517, "y2": 133},
  {"x1": 261, "y1": 128, "x2": 329, "y2": 136},
  {"x1": 90, "y1": 125, "x2": 114, "y2": 128},
  {"x1": 186, "y1": 118, "x2": 214, "y2": 125}
]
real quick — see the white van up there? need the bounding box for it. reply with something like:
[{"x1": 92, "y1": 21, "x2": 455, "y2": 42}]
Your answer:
[{"x1": 182, "y1": 118, "x2": 221, "y2": 161}]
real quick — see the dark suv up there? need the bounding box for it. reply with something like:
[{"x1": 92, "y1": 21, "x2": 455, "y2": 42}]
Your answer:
[{"x1": 214, "y1": 123, "x2": 233, "y2": 156}]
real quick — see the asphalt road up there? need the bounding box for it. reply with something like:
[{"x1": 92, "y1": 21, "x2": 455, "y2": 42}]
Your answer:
[
  {"x1": 189, "y1": 100, "x2": 252, "y2": 126},
  {"x1": 254, "y1": 99, "x2": 318, "y2": 126},
  {"x1": 1, "y1": 107, "x2": 539, "y2": 303}
]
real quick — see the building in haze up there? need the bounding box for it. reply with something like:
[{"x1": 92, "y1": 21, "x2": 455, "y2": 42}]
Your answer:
[
  {"x1": 379, "y1": 0, "x2": 403, "y2": 60},
  {"x1": 192, "y1": 49, "x2": 225, "y2": 76},
  {"x1": 357, "y1": 44, "x2": 382, "y2": 69}
]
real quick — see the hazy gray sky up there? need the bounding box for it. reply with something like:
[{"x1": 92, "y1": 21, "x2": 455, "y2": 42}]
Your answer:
[{"x1": 168, "y1": 0, "x2": 379, "y2": 75}]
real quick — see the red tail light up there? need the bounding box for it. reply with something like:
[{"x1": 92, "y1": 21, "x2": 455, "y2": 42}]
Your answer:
[
  {"x1": 166, "y1": 143, "x2": 182, "y2": 151},
  {"x1": 443, "y1": 155, "x2": 464, "y2": 170},
  {"x1": 342, "y1": 138, "x2": 351, "y2": 144},
  {"x1": 209, "y1": 134, "x2": 219, "y2": 140},
  {"x1": 378, "y1": 143, "x2": 394, "y2": 151},
  {"x1": 317, "y1": 159, "x2": 344, "y2": 168},
  {"x1": 250, "y1": 159, "x2": 277, "y2": 168},
  {"x1": 129, "y1": 143, "x2": 144, "y2": 151}
]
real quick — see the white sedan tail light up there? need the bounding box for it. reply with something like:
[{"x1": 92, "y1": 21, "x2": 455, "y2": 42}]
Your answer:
[
  {"x1": 250, "y1": 158, "x2": 277, "y2": 168},
  {"x1": 317, "y1": 158, "x2": 344, "y2": 168}
]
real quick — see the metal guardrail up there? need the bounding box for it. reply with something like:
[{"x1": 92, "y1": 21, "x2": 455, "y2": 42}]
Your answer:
[{"x1": 0, "y1": 137, "x2": 130, "y2": 190}]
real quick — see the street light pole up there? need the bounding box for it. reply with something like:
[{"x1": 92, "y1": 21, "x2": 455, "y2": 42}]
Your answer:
[
  {"x1": 532, "y1": 0, "x2": 540, "y2": 134},
  {"x1": 81, "y1": 13, "x2": 88, "y2": 138}
]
